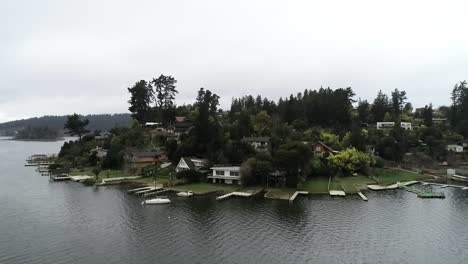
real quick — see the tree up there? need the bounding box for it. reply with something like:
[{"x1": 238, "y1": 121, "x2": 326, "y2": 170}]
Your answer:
[
  {"x1": 273, "y1": 142, "x2": 312, "y2": 188},
  {"x1": 151, "y1": 75, "x2": 178, "y2": 125},
  {"x1": 357, "y1": 99, "x2": 370, "y2": 124},
  {"x1": 450, "y1": 81, "x2": 468, "y2": 129},
  {"x1": 128, "y1": 80, "x2": 153, "y2": 124},
  {"x1": 92, "y1": 166, "x2": 102, "y2": 182},
  {"x1": 253, "y1": 111, "x2": 272, "y2": 136},
  {"x1": 370, "y1": 90, "x2": 390, "y2": 123},
  {"x1": 391, "y1": 89, "x2": 407, "y2": 122},
  {"x1": 327, "y1": 148, "x2": 370, "y2": 175},
  {"x1": 64, "y1": 113, "x2": 90, "y2": 142},
  {"x1": 422, "y1": 104, "x2": 433, "y2": 127}
]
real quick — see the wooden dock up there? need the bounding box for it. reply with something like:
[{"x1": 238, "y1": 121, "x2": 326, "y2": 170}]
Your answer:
[
  {"x1": 329, "y1": 190, "x2": 346, "y2": 196},
  {"x1": 69, "y1": 175, "x2": 93, "y2": 182},
  {"x1": 367, "y1": 184, "x2": 398, "y2": 191},
  {"x1": 134, "y1": 187, "x2": 163, "y2": 195},
  {"x1": 421, "y1": 182, "x2": 468, "y2": 190},
  {"x1": 289, "y1": 191, "x2": 308, "y2": 203},
  {"x1": 127, "y1": 186, "x2": 153, "y2": 193},
  {"x1": 143, "y1": 189, "x2": 170, "y2": 197},
  {"x1": 216, "y1": 192, "x2": 253, "y2": 201},
  {"x1": 357, "y1": 192, "x2": 368, "y2": 201},
  {"x1": 51, "y1": 175, "x2": 71, "y2": 181}
]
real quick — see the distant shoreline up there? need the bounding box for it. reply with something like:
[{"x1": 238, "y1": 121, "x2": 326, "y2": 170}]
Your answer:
[{"x1": 6, "y1": 138, "x2": 65, "y2": 142}]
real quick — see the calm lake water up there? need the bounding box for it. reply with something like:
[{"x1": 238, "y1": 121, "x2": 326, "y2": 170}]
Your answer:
[{"x1": 1, "y1": 138, "x2": 468, "y2": 264}]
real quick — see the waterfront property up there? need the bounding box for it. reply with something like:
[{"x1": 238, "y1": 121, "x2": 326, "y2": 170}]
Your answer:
[
  {"x1": 89, "y1": 146, "x2": 108, "y2": 159},
  {"x1": 125, "y1": 151, "x2": 168, "y2": 175},
  {"x1": 241, "y1": 137, "x2": 270, "y2": 151},
  {"x1": 311, "y1": 141, "x2": 338, "y2": 157},
  {"x1": 376, "y1": 121, "x2": 412, "y2": 130},
  {"x1": 175, "y1": 157, "x2": 209, "y2": 173},
  {"x1": 208, "y1": 166, "x2": 242, "y2": 185},
  {"x1": 446, "y1": 144, "x2": 464, "y2": 153}
]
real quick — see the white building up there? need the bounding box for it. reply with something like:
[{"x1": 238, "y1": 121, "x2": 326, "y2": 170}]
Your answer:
[
  {"x1": 241, "y1": 137, "x2": 270, "y2": 151},
  {"x1": 207, "y1": 166, "x2": 242, "y2": 185},
  {"x1": 376, "y1": 122, "x2": 412, "y2": 130},
  {"x1": 446, "y1": 145, "x2": 464, "y2": 153},
  {"x1": 175, "y1": 157, "x2": 208, "y2": 173}
]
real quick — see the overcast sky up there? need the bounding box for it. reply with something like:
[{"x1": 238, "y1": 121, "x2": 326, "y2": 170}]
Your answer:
[{"x1": 1, "y1": 0, "x2": 467, "y2": 123}]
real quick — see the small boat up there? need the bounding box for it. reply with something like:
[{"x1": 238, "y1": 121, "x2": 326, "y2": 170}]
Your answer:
[
  {"x1": 177, "y1": 191, "x2": 194, "y2": 197},
  {"x1": 142, "y1": 197, "x2": 171, "y2": 205}
]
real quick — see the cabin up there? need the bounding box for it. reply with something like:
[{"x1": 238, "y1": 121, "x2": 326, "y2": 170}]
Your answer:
[
  {"x1": 312, "y1": 141, "x2": 338, "y2": 157},
  {"x1": 175, "y1": 157, "x2": 209, "y2": 173},
  {"x1": 241, "y1": 137, "x2": 270, "y2": 151},
  {"x1": 376, "y1": 122, "x2": 412, "y2": 130},
  {"x1": 207, "y1": 166, "x2": 242, "y2": 185},
  {"x1": 125, "y1": 151, "x2": 167, "y2": 175},
  {"x1": 447, "y1": 144, "x2": 464, "y2": 153}
]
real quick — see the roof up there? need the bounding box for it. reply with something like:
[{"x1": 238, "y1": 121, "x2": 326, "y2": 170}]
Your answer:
[
  {"x1": 242, "y1": 137, "x2": 270, "y2": 142},
  {"x1": 175, "y1": 116, "x2": 187, "y2": 122},
  {"x1": 131, "y1": 151, "x2": 165, "y2": 158},
  {"x1": 181, "y1": 157, "x2": 195, "y2": 170},
  {"x1": 210, "y1": 165, "x2": 241, "y2": 170},
  {"x1": 314, "y1": 141, "x2": 338, "y2": 153}
]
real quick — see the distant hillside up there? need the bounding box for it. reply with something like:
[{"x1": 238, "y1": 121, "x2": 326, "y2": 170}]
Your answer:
[{"x1": 0, "y1": 114, "x2": 132, "y2": 136}]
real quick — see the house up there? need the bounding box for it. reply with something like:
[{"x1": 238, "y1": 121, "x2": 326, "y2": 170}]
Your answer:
[
  {"x1": 89, "y1": 147, "x2": 108, "y2": 159},
  {"x1": 125, "y1": 151, "x2": 167, "y2": 174},
  {"x1": 447, "y1": 144, "x2": 464, "y2": 153},
  {"x1": 175, "y1": 116, "x2": 187, "y2": 122},
  {"x1": 144, "y1": 122, "x2": 163, "y2": 128},
  {"x1": 95, "y1": 131, "x2": 111, "y2": 140},
  {"x1": 432, "y1": 118, "x2": 447, "y2": 125},
  {"x1": 168, "y1": 119, "x2": 193, "y2": 138},
  {"x1": 175, "y1": 157, "x2": 209, "y2": 173},
  {"x1": 312, "y1": 141, "x2": 338, "y2": 156},
  {"x1": 241, "y1": 137, "x2": 270, "y2": 151},
  {"x1": 207, "y1": 166, "x2": 242, "y2": 185},
  {"x1": 376, "y1": 122, "x2": 412, "y2": 130}
]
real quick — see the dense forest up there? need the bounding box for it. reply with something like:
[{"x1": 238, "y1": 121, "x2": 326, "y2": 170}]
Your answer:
[
  {"x1": 0, "y1": 114, "x2": 131, "y2": 136},
  {"x1": 56, "y1": 75, "x2": 468, "y2": 188},
  {"x1": 14, "y1": 126, "x2": 61, "y2": 140}
]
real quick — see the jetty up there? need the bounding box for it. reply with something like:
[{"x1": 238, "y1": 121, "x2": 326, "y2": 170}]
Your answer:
[
  {"x1": 367, "y1": 183, "x2": 398, "y2": 191},
  {"x1": 143, "y1": 189, "x2": 170, "y2": 197},
  {"x1": 357, "y1": 192, "x2": 368, "y2": 201},
  {"x1": 51, "y1": 174, "x2": 71, "y2": 181},
  {"x1": 134, "y1": 187, "x2": 163, "y2": 195},
  {"x1": 128, "y1": 186, "x2": 153, "y2": 193},
  {"x1": 329, "y1": 190, "x2": 346, "y2": 196},
  {"x1": 99, "y1": 176, "x2": 142, "y2": 185},
  {"x1": 216, "y1": 192, "x2": 254, "y2": 201},
  {"x1": 289, "y1": 191, "x2": 308, "y2": 203},
  {"x1": 69, "y1": 175, "x2": 93, "y2": 182}
]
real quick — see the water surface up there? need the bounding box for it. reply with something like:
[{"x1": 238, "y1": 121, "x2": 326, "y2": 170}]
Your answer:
[{"x1": 1, "y1": 138, "x2": 468, "y2": 264}]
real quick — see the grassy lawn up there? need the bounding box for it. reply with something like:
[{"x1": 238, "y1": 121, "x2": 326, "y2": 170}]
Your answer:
[
  {"x1": 69, "y1": 168, "x2": 127, "y2": 178},
  {"x1": 372, "y1": 168, "x2": 431, "y2": 185},
  {"x1": 169, "y1": 183, "x2": 240, "y2": 195},
  {"x1": 299, "y1": 177, "x2": 330, "y2": 194},
  {"x1": 337, "y1": 175, "x2": 376, "y2": 193}
]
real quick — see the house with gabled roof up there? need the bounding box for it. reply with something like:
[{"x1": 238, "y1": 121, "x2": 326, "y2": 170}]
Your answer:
[
  {"x1": 175, "y1": 157, "x2": 209, "y2": 173},
  {"x1": 312, "y1": 141, "x2": 339, "y2": 157}
]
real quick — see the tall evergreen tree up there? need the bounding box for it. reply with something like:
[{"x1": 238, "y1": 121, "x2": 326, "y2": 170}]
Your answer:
[
  {"x1": 370, "y1": 90, "x2": 390, "y2": 123},
  {"x1": 128, "y1": 80, "x2": 153, "y2": 124},
  {"x1": 64, "y1": 113, "x2": 90, "y2": 142},
  {"x1": 151, "y1": 75, "x2": 178, "y2": 125}
]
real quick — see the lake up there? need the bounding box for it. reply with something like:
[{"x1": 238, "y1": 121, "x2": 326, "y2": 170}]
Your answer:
[{"x1": 1, "y1": 138, "x2": 468, "y2": 264}]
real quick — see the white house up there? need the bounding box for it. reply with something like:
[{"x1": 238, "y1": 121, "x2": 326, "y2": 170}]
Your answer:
[
  {"x1": 175, "y1": 157, "x2": 208, "y2": 173},
  {"x1": 376, "y1": 122, "x2": 412, "y2": 130},
  {"x1": 447, "y1": 144, "x2": 464, "y2": 153},
  {"x1": 207, "y1": 166, "x2": 242, "y2": 185},
  {"x1": 241, "y1": 137, "x2": 270, "y2": 151},
  {"x1": 90, "y1": 147, "x2": 108, "y2": 159}
]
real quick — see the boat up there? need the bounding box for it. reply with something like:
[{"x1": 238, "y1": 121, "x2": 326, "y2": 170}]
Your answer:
[
  {"x1": 177, "y1": 191, "x2": 194, "y2": 197},
  {"x1": 141, "y1": 197, "x2": 171, "y2": 205}
]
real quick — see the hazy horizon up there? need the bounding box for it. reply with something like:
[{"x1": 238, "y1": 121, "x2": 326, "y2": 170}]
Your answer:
[{"x1": 1, "y1": 0, "x2": 467, "y2": 122}]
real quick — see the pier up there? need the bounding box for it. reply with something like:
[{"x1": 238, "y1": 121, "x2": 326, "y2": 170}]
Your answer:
[
  {"x1": 216, "y1": 192, "x2": 253, "y2": 201},
  {"x1": 421, "y1": 182, "x2": 468, "y2": 190},
  {"x1": 51, "y1": 175, "x2": 71, "y2": 181},
  {"x1": 69, "y1": 175, "x2": 93, "y2": 182},
  {"x1": 367, "y1": 183, "x2": 399, "y2": 191},
  {"x1": 357, "y1": 192, "x2": 368, "y2": 201},
  {"x1": 289, "y1": 191, "x2": 308, "y2": 203},
  {"x1": 401, "y1": 185, "x2": 445, "y2": 199}
]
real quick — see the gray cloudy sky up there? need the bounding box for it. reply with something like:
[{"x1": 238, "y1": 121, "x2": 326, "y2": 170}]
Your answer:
[{"x1": 1, "y1": 0, "x2": 467, "y2": 123}]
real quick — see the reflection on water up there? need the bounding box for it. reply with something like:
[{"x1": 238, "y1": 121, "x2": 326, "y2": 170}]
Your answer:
[{"x1": 1, "y1": 138, "x2": 468, "y2": 264}]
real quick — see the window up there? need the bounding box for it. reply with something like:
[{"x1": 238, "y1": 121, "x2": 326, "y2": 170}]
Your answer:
[
  {"x1": 315, "y1": 146, "x2": 322, "y2": 152},
  {"x1": 215, "y1": 170, "x2": 225, "y2": 176},
  {"x1": 230, "y1": 171, "x2": 240, "y2": 176}
]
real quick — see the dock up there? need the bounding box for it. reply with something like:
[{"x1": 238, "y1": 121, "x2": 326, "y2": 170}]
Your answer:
[
  {"x1": 329, "y1": 190, "x2": 346, "y2": 196},
  {"x1": 367, "y1": 183, "x2": 398, "y2": 191},
  {"x1": 69, "y1": 175, "x2": 93, "y2": 182},
  {"x1": 127, "y1": 186, "x2": 153, "y2": 193},
  {"x1": 143, "y1": 189, "x2": 170, "y2": 197},
  {"x1": 51, "y1": 175, "x2": 71, "y2": 181},
  {"x1": 134, "y1": 187, "x2": 163, "y2": 195},
  {"x1": 357, "y1": 192, "x2": 368, "y2": 201},
  {"x1": 100, "y1": 176, "x2": 142, "y2": 185},
  {"x1": 401, "y1": 185, "x2": 445, "y2": 199},
  {"x1": 216, "y1": 192, "x2": 253, "y2": 201},
  {"x1": 289, "y1": 191, "x2": 308, "y2": 203}
]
